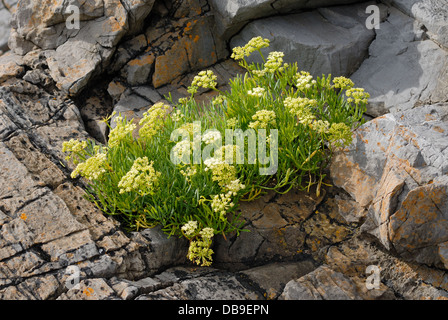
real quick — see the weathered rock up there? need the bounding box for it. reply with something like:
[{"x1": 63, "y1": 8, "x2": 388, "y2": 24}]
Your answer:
[
  {"x1": 0, "y1": 52, "x2": 24, "y2": 83},
  {"x1": 0, "y1": 4, "x2": 12, "y2": 53},
  {"x1": 230, "y1": 2, "x2": 376, "y2": 78},
  {"x1": 351, "y1": 6, "x2": 448, "y2": 117},
  {"x1": 136, "y1": 268, "x2": 263, "y2": 300},
  {"x1": 279, "y1": 265, "x2": 365, "y2": 300},
  {"x1": 213, "y1": 187, "x2": 357, "y2": 270},
  {"x1": 239, "y1": 261, "x2": 317, "y2": 299},
  {"x1": 331, "y1": 104, "x2": 448, "y2": 269},
  {"x1": 129, "y1": 226, "x2": 189, "y2": 277},
  {"x1": 383, "y1": 0, "x2": 448, "y2": 49},
  {"x1": 324, "y1": 236, "x2": 448, "y2": 300},
  {"x1": 57, "y1": 278, "x2": 118, "y2": 300},
  {"x1": 9, "y1": 0, "x2": 156, "y2": 95},
  {"x1": 210, "y1": 0, "x2": 369, "y2": 40}
]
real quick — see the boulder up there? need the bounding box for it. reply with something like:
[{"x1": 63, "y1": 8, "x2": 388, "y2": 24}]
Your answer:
[
  {"x1": 209, "y1": 0, "x2": 369, "y2": 40},
  {"x1": 351, "y1": 6, "x2": 448, "y2": 117},
  {"x1": 383, "y1": 0, "x2": 448, "y2": 49},
  {"x1": 9, "y1": 0, "x2": 156, "y2": 96},
  {"x1": 230, "y1": 2, "x2": 377, "y2": 78},
  {"x1": 0, "y1": 52, "x2": 24, "y2": 83},
  {"x1": 331, "y1": 103, "x2": 448, "y2": 269}
]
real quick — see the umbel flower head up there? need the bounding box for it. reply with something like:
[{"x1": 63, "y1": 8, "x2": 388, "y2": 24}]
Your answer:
[
  {"x1": 181, "y1": 221, "x2": 215, "y2": 267},
  {"x1": 249, "y1": 109, "x2": 277, "y2": 129},
  {"x1": 296, "y1": 71, "x2": 317, "y2": 91},
  {"x1": 283, "y1": 97, "x2": 317, "y2": 126},
  {"x1": 139, "y1": 102, "x2": 171, "y2": 140},
  {"x1": 62, "y1": 139, "x2": 88, "y2": 164},
  {"x1": 71, "y1": 152, "x2": 108, "y2": 181},
  {"x1": 204, "y1": 156, "x2": 238, "y2": 188},
  {"x1": 231, "y1": 36, "x2": 270, "y2": 60},
  {"x1": 328, "y1": 123, "x2": 353, "y2": 148},
  {"x1": 345, "y1": 88, "x2": 370, "y2": 105},
  {"x1": 263, "y1": 51, "x2": 285, "y2": 73},
  {"x1": 118, "y1": 157, "x2": 161, "y2": 195},
  {"x1": 332, "y1": 76, "x2": 354, "y2": 91},
  {"x1": 108, "y1": 114, "x2": 136, "y2": 148},
  {"x1": 248, "y1": 86, "x2": 266, "y2": 97},
  {"x1": 188, "y1": 70, "x2": 218, "y2": 94}
]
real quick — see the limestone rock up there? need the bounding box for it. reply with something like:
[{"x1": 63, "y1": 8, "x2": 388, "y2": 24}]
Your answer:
[
  {"x1": 351, "y1": 6, "x2": 448, "y2": 116},
  {"x1": 210, "y1": 0, "x2": 369, "y2": 40},
  {"x1": 383, "y1": 0, "x2": 448, "y2": 49},
  {"x1": 130, "y1": 226, "x2": 189, "y2": 276},
  {"x1": 136, "y1": 268, "x2": 263, "y2": 300},
  {"x1": 0, "y1": 3, "x2": 12, "y2": 53},
  {"x1": 0, "y1": 52, "x2": 24, "y2": 83},
  {"x1": 279, "y1": 265, "x2": 365, "y2": 300},
  {"x1": 9, "y1": 0, "x2": 156, "y2": 96},
  {"x1": 331, "y1": 104, "x2": 448, "y2": 268},
  {"x1": 212, "y1": 187, "x2": 355, "y2": 270},
  {"x1": 230, "y1": 3, "x2": 376, "y2": 78}
]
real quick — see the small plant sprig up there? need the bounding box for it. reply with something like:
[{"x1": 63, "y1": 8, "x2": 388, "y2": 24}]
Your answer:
[{"x1": 62, "y1": 37, "x2": 368, "y2": 266}]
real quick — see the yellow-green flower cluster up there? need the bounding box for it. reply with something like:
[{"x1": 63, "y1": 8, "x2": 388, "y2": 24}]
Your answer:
[
  {"x1": 71, "y1": 152, "x2": 108, "y2": 181},
  {"x1": 117, "y1": 157, "x2": 161, "y2": 195},
  {"x1": 346, "y1": 88, "x2": 370, "y2": 105},
  {"x1": 332, "y1": 76, "x2": 354, "y2": 90},
  {"x1": 225, "y1": 178, "x2": 246, "y2": 196},
  {"x1": 202, "y1": 130, "x2": 222, "y2": 145},
  {"x1": 310, "y1": 119, "x2": 330, "y2": 134},
  {"x1": 181, "y1": 220, "x2": 199, "y2": 237},
  {"x1": 108, "y1": 114, "x2": 136, "y2": 148},
  {"x1": 212, "y1": 95, "x2": 226, "y2": 106},
  {"x1": 182, "y1": 221, "x2": 215, "y2": 267},
  {"x1": 172, "y1": 140, "x2": 192, "y2": 163},
  {"x1": 248, "y1": 86, "x2": 266, "y2": 97},
  {"x1": 180, "y1": 165, "x2": 197, "y2": 182},
  {"x1": 171, "y1": 109, "x2": 185, "y2": 122},
  {"x1": 284, "y1": 97, "x2": 317, "y2": 125},
  {"x1": 248, "y1": 109, "x2": 276, "y2": 129},
  {"x1": 204, "y1": 157, "x2": 237, "y2": 188},
  {"x1": 263, "y1": 51, "x2": 285, "y2": 73},
  {"x1": 226, "y1": 117, "x2": 238, "y2": 128},
  {"x1": 187, "y1": 232, "x2": 214, "y2": 267},
  {"x1": 139, "y1": 102, "x2": 170, "y2": 140},
  {"x1": 328, "y1": 123, "x2": 353, "y2": 148},
  {"x1": 230, "y1": 36, "x2": 270, "y2": 60},
  {"x1": 188, "y1": 70, "x2": 218, "y2": 94},
  {"x1": 296, "y1": 71, "x2": 316, "y2": 91},
  {"x1": 211, "y1": 192, "x2": 234, "y2": 221},
  {"x1": 179, "y1": 122, "x2": 194, "y2": 137},
  {"x1": 62, "y1": 139, "x2": 88, "y2": 164}
]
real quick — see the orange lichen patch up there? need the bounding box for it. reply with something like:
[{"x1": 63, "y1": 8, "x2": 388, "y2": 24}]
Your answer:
[
  {"x1": 19, "y1": 213, "x2": 27, "y2": 221},
  {"x1": 83, "y1": 287, "x2": 94, "y2": 297},
  {"x1": 330, "y1": 152, "x2": 377, "y2": 208},
  {"x1": 107, "y1": 81, "x2": 126, "y2": 97},
  {"x1": 184, "y1": 21, "x2": 193, "y2": 33},
  {"x1": 389, "y1": 181, "x2": 448, "y2": 251},
  {"x1": 433, "y1": 126, "x2": 445, "y2": 133},
  {"x1": 193, "y1": 35, "x2": 200, "y2": 43},
  {"x1": 128, "y1": 54, "x2": 155, "y2": 67},
  {"x1": 107, "y1": 16, "x2": 126, "y2": 33},
  {"x1": 425, "y1": 113, "x2": 437, "y2": 121},
  {"x1": 377, "y1": 142, "x2": 386, "y2": 152}
]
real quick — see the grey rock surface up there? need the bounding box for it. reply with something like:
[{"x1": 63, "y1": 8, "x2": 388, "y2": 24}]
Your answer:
[
  {"x1": 351, "y1": 6, "x2": 448, "y2": 117},
  {"x1": 230, "y1": 3, "x2": 376, "y2": 78},
  {"x1": 210, "y1": 0, "x2": 369, "y2": 40},
  {"x1": 331, "y1": 104, "x2": 448, "y2": 268}
]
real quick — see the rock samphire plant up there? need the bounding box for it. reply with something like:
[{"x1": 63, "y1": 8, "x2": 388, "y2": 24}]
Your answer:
[{"x1": 63, "y1": 37, "x2": 369, "y2": 267}]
